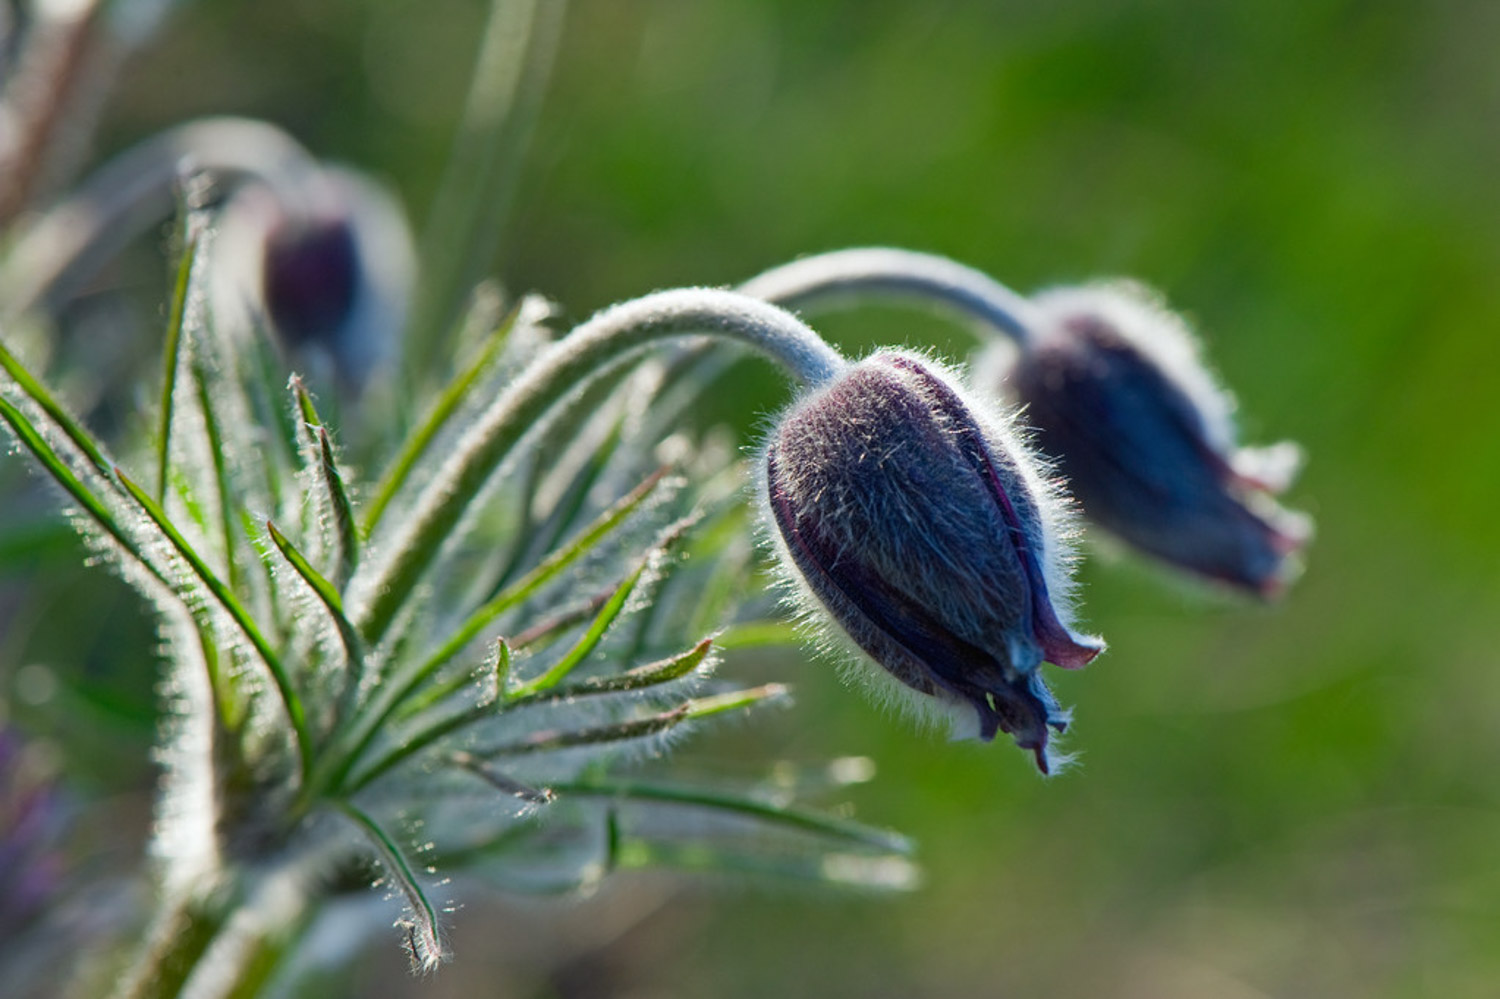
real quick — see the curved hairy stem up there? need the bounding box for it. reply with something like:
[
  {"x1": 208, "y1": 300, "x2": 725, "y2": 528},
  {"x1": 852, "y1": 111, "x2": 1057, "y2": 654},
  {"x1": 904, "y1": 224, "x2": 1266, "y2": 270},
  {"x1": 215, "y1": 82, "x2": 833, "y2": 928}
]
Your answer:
[
  {"x1": 740, "y1": 247, "x2": 1042, "y2": 348},
  {"x1": 349, "y1": 288, "x2": 846, "y2": 647}
]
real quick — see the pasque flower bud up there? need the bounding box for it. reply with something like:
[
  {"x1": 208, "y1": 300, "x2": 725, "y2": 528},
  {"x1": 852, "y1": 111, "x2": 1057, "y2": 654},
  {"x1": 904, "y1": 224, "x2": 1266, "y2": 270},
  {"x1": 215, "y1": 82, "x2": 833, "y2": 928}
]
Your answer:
[
  {"x1": 213, "y1": 165, "x2": 415, "y2": 391},
  {"x1": 763, "y1": 350, "x2": 1102, "y2": 772},
  {"x1": 996, "y1": 283, "x2": 1310, "y2": 595}
]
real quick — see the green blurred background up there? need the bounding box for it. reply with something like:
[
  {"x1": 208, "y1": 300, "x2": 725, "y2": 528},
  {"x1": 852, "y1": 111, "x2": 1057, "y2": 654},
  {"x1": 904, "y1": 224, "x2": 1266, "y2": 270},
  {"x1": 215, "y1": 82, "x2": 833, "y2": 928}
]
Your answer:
[{"x1": 30, "y1": 0, "x2": 1500, "y2": 995}]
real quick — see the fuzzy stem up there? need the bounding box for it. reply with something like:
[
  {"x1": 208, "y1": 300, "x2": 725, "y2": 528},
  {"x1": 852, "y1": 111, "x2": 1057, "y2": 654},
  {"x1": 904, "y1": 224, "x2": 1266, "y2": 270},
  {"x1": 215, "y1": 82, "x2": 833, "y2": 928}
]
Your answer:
[
  {"x1": 738, "y1": 247, "x2": 1042, "y2": 348},
  {"x1": 178, "y1": 859, "x2": 320, "y2": 999},
  {"x1": 0, "y1": 117, "x2": 316, "y2": 318},
  {"x1": 109, "y1": 887, "x2": 236, "y2": 999},
  {"x1": 349, "y1": 288, "x2": 846, "y2": 648},
  {"x1": 0, "y1": 1, "x2": 106, "y2": 225},
  {"x1": 105, "y1": 859, "x2": 324, "y2": 999}
]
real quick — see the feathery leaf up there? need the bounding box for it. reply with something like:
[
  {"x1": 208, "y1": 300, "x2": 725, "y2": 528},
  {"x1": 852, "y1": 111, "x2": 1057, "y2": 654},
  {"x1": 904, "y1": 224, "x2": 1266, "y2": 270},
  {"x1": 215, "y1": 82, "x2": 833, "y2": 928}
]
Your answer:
[{"x1": 334, "y1": 801, "x2": 446, "y2": 972}]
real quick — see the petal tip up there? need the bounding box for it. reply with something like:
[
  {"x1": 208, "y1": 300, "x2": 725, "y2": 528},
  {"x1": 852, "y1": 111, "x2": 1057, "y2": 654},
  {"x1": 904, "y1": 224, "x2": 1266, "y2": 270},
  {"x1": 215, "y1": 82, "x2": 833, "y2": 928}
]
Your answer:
[{"x1": 1043, "y1": 631, "x2": 1105, "y2": 670}]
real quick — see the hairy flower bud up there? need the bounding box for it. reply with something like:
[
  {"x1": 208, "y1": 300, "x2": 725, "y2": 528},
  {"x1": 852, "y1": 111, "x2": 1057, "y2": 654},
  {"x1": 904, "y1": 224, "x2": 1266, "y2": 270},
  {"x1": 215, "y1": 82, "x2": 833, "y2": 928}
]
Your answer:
[
  {"x1": 213, "y1": 166, "x2": 415, "y2": 390},
  {"x1": 763, "y1": 350, "x2": 1103, "y2": 772},
  {"x1": 991, "y1": 283, "x2": 1311, "y2": 595},
  {"x1": 262, "y1": 212, "x2": 361, "y2": 350}
]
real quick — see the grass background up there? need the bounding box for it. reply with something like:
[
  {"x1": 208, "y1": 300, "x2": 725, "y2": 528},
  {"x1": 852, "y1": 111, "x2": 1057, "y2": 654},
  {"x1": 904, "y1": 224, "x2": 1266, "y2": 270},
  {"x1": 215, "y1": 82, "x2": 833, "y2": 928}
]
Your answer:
[{"x1": 14, "y1": 0, "x2": 1500, "y2": 995}]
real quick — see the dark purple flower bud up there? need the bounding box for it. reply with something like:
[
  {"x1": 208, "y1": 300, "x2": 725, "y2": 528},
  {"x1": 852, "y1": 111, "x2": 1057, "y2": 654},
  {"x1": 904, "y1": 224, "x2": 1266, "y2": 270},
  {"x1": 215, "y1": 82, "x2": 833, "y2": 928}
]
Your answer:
[
  {"x1": 994, "y1": 283, "x2": 1311, "y2": 595},
  {"x1": 213, "y1": 166, "x2": 414, "y2": 390},
  {"x1": 762, "y1": 350, "x2": 1103, "y2": 772},
  {"x1": 262, "y1": 213, "x2": 361, "y2": 351}
]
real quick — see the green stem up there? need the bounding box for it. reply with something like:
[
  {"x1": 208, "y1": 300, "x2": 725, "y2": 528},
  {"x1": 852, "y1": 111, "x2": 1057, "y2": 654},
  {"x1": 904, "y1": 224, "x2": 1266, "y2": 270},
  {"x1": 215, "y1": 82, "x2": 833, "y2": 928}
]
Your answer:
[
  {"x1": 109, "y1": 888, "x2": 236, "y2": 999},
  {"x1": 155, "y1": 223, "x2": 199, "y2": 502},
  {"x1": 0, "y1": 117, "x2": 314, "y2": 318}
]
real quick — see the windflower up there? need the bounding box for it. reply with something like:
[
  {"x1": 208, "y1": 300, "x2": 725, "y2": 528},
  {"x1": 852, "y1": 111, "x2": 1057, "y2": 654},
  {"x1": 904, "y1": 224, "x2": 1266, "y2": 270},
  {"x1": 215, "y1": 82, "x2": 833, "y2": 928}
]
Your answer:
[
  {"x1": 1000, "y1": 282, "x2": 1311, "y2": 594},
  {"x1": 762, "y1": 350, "x2": 1103, "y2": 772},
  {"x1": 214, "y1": 165, "x2": 415, "y2": 392}
]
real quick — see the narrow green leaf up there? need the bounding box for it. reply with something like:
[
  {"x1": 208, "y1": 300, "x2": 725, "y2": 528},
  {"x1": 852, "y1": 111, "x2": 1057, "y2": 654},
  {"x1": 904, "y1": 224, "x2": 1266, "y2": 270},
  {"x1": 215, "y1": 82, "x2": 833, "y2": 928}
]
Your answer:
[
  {"x1": 480, "y1": 705, "x2": 689, "y2": 757},
  {"x1": 613, "y1": 841, "x2": 920, "y2": 891},
  {"x1": 314, "y1": 466, "x2": 673, "y2": 803},
  {"x1": 507, "y1": 555, "x2": 649, "y2": 698},
  {"x1": 317, "y1": 427, "x2": 359, "y2": 584},
  {"x1": 448, "y1": 750, "x2": 553, "y2": 804},
  {"x1": 604, "y1": 807, "x2": 623, "y2": 876},
  {"x1": 478, "y1": 684, "x2": 785, "y2": 758},
  {"x1": 0, "y1": 339, "x2": 111, "y2": 475},
  {"x1": 289, "y1": 375, "x2": 321, "y2": 430},
  {"x1": 681, "y1": 683, "x2": 789, "y2": 721},
  {"x1": 333, "y1": 801, "x2": 446, "y2": 972},
  {"x1": 363, "y1": 298, "x2": 523, "y2": 536},
  {"x1": 493, "y1": 635, "x2": 512, "y2": 691},
  {"x1": 193, "y1": 365, "x2": 241, "y2": 592},
  {"x1": 156, "y1": 226, "x2": 201, "y2": 501},
  {"x1": 114, "y1": 467, "x2": 313, "y2": 780},
  {"x1": 266, "y1": 520, "x2": 364, "y2": 673},
  {"x1": 716, "y1": 619, "x2": 803, "y2": 650},
  {"x1": 0, "y1": 397, "x2": 163, "y2": 583},
  {"x1": 515, "y1": 636, "x2": 712, "y2": 706},
  {"x1": 290, "y1": 378, "x2": 359, "y2": 584},
  {"x1": 546, "y1": 776, "x2": 912, "y2": 855}
]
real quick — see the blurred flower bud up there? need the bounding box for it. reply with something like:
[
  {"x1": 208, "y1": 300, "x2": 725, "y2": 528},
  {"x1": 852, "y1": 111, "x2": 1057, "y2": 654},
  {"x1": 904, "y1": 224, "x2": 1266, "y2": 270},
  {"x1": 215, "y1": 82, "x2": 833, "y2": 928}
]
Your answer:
[
  {"x1": 989, "y1": 282, "x2": 1311, "y2": 595},
  {"x1": 763, "y1": 351, "x2": 1103, "y2": 772},
  {"x1": 212, "y1": 165, "x2": 415, "y2": 391}
]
